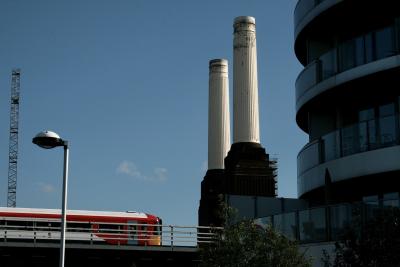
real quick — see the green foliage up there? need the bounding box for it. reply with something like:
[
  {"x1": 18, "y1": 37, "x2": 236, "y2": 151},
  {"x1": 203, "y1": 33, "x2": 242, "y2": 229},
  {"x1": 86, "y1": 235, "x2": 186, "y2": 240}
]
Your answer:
[
  {"x1": 325, "y1": 207, "x2": 400, "y2": 267},
  {"x1": 200, "y1": 204, "x2": 311, "y2": 267}
]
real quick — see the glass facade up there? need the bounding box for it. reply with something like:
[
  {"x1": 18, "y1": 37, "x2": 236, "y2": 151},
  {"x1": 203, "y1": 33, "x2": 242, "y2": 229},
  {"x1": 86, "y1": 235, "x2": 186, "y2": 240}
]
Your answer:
[
  {"x1": 257, "y1": 199, "x2": 399, "y2": 244},
  {"x1": 297, "y1": 140, "x2": 320, "y2": 174},
  {"x1": 320, "y1": 49, "x2": 337, "y2": 79},
  {"x1": 299, "y1": 208, "x2": 326, "y2": 242},
  {"x1": 274, "y1": 212, "x2": 297, "y2": 240},
  {"x1": 298, "y1": 100, "x2": 400, "y2": 175},
  {"x1": 295, "y1": 60, "x2": 319, "y2": 100},
  {"x1": 296, "y1": 23, "x2": 399, "y2": 100},
  {"x1": 375, "y1": 27, "x2": 396, "y2": 59},
  {"x1": 330, "y1": 204, "x2": 352, "y2": 240},
  {"x1": 384, "y1": 192, "x2": 400, "y2": 207}
]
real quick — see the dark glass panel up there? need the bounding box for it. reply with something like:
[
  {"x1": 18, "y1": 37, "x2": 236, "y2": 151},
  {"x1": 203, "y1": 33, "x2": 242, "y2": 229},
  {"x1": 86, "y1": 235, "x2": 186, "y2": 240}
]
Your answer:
[
  {"x1": 379, "y1": 103, "x2": 395, "y2": 117},
  {"x1": 383, "y1": 192, "x2": 400, "y2": 207},
  {"x1": 320, "y1": 49, "x2": 337, "y2": 79},
  {"x1": 339, "y1": 39, "x2": 356, "y2": 71},
  {"x1": 355, "y1": 36, "x2": 365, "y2": 66},
  {"x1": 379, "y1": 115, "x2": 396, "y2": 146},
  {"x1": 274, "y1": 212, "x2": 297, "y2": 240},
  {"x1": 299, "y1": 208, "x2": 326, "y2": 242},
  {"x1": 330, "y1": 205, "x2": 352, "y2": 240},
  {"x1": 375, "y1": 26, "x2": 395, "y2": 59},
  {"x1": 365, "y1": 33, "x2": 374, "y2": 63},
  {"x1": 322, "y1": 131, "x2": 339, "y2": 161},
  {"x1": 359, "y1": 108, "x2": 375, "y2": 122},
  {"x1": 341, "y1": 124, "x2": 360, "y2": 156},
  {"x1": 298, "y1": 141, "x2": 320, "y2": 174}
]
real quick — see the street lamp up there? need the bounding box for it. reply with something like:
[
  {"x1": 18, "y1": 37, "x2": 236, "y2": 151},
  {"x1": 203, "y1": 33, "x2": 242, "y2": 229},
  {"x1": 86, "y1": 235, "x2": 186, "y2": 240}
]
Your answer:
[{"x1": 33, "y1": 130, "x2": 69, "y2": 267}]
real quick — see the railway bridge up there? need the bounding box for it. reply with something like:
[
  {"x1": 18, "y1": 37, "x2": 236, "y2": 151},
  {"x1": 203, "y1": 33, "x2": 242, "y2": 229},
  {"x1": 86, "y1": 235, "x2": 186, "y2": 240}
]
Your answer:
[{"x1": 0, "y1": 222, "x2": 219, "y2": 267}]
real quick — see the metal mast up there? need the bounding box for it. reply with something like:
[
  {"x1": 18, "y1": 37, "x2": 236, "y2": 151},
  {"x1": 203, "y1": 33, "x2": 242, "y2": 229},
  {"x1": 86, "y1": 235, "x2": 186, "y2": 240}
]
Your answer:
[{"x1": 7, "y1": 69, "x2": 21, "y2": 207}]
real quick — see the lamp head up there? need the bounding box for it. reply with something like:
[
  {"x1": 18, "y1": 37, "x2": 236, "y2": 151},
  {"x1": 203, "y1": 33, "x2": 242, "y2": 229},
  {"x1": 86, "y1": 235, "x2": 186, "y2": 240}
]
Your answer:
[{"x1": 32, "y1": 130, "x2": 65, "y2": 149}]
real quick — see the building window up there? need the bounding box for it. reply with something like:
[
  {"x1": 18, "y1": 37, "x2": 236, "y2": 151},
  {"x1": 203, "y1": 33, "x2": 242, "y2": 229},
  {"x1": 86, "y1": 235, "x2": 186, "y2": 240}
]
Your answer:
[
  {"x1": 274, "y1": 212, "x2": 297, "y2": 240},
  {"x1": 339, "y1": 39, "x2": 357, "y2": 71},
  {"x1": 375, "y1": 26, "x2": 396, "y2": 59},
  {"x1": 365, "y1": 33, "x2": 374, "y2": 63},
  {"x1": 359, "y1": 108, "x2": 376, "y2": 151},
  {"x1": 383, "y1": 192, "x2": 400, "y2": 207},
  {"x1": 299, "y1": 208, "x2": 326, "y2": 242},
  {"x1": 330, "y1": 204, "x2": 352, "y2": 240},
  {"x1": 378, "y1": 103, "x2": 396, "y2": 146},
  {"x1": 320, "y1": 48, "x2": 337, "y2": 79}
]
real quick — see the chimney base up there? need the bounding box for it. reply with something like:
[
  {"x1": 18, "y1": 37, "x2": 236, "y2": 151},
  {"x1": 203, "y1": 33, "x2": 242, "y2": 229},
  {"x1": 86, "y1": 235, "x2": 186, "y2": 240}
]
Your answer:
[{"x1": 224, "y1": 142, "x2": 277, "y2": 197}]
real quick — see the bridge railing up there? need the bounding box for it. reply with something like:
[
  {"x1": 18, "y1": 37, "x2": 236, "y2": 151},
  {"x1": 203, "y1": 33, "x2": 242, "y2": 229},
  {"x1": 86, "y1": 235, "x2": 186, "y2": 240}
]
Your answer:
[{"x1": 0, "y1": 219, "x2": 222, "y2": 248}]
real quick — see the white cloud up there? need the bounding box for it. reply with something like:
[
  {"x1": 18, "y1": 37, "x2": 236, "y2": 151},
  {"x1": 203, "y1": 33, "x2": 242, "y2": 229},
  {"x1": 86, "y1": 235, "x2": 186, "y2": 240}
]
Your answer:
[
  {"x1": 38, "y1": 182, "x2": 56, "y2": 193},
  {"x1": 116, "y1": 160, "x2": 168, "y2": 182},
  {"x1": 116, "y1": 160, "x2": 141, "y2": 178}
]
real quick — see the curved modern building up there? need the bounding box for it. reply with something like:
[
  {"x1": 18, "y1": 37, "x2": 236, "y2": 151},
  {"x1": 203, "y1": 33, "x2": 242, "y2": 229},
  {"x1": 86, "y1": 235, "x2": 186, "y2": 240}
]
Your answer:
[{"x1": 295, "y1": 0, "x2": 400, "y2": 205}]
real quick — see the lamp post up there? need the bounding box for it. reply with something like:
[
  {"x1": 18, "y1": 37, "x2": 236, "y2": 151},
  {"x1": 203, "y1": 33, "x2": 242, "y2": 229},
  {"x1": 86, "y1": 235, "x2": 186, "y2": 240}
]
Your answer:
[{"x1": 33, "y1": 130, "x2": 69, "y2": 267}]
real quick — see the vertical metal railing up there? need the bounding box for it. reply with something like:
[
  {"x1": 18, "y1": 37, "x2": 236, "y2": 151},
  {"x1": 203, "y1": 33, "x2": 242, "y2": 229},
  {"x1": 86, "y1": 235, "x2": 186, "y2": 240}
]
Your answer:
[{"x1": 0, "y1": 220, "x2": 221, "y2": 248}]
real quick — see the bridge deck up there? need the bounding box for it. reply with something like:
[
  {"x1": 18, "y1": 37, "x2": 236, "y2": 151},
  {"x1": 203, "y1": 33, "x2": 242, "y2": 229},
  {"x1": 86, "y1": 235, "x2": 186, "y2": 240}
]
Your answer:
[{"x1": 0, "y1": 241, "x2": 201, "y2": 267}]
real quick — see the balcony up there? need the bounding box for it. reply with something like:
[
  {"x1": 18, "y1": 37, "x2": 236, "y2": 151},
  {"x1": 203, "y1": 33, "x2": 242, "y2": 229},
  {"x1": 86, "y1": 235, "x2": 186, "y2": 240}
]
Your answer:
[
  {"x1": 257, "y1": 197, "x2": 400, "y2": 244},
  {"x1": 298, "y1": 114, "x2": 400, "y2": 176},
  {"x1": 296, "y1": 24, "x2": 399, "y2": 108},
  {"x1": 294, "y1": 0, "x2": 328, "y2": 33}
]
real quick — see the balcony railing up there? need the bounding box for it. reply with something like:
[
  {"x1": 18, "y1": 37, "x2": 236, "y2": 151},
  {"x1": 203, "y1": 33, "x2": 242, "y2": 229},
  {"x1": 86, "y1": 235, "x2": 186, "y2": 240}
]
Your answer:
[
  {"x1": 256, "y1": 198, "x2": 400, "y2": 244},
  {"x1": 296, "y1": 24, "x2": 399, "y2": 103},
  {"x1": 298, "y1": 114, "x2": 400, "y2": 175},
  {"x1": 294, "y1": 0, "x2": 327, "y2": 29}
]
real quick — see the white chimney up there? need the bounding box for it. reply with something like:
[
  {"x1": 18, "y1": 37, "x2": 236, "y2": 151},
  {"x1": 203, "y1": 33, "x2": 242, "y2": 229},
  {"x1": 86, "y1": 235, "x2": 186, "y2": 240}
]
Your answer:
[
  {"x1": 233, "y1": 16, "x2": 260, "y2": 144},
  {"x1": 208, "y1": 59, "x2": 231, "y2": 170}
]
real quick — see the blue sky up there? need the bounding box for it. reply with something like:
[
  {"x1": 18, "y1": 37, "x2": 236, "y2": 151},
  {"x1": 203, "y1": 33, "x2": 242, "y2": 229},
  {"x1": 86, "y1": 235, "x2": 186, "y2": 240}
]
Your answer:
[{"x1": 0, "y1": 0, "x2": 306, "y2": 226}]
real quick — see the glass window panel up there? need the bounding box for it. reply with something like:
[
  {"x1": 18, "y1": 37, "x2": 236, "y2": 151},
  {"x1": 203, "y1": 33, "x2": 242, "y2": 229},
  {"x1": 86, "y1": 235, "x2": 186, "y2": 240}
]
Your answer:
[
  {"x1": 228, "y1": 195, "x2": 255, "y2": 220},
  {"x1": 379, "y1": 115, "x2": 396, "y2": 146},
  {"x1": 363, "y1": 195, "x2": 380, "y2": 221},
  {"x1": 375, "y1": 26, "x2": 395, "y2": 59},
  {"x1": 363, "y1": 195, "x2": 379, "y2": 204},
  {"x1": 367, "y1": 120, "x2": 377, "y2": 148},
  {"x1": 358, "y1": 121, "x2": 368, "y2": 152},
  {"x1": 365, "y1": 33, "x2": 374, "y2": 63},
  {"x1": 383, "y1": 192, "x2": 399, "y2": 207},
  {"x1": 299, "y1": 208, "x2": 326, "y2": 242},
  {"x1": 320, "y1": 49, "x2": 337, "y2": 80},
  {"x1": 298, "y1": 141, "x2": 320, "y2": 174},
  {"x1": 341, "y1": 124, "x2": 360, "y2": 156},
  {"x1": 359, "y1": 108, "x2": 375, "y2": 122},
  {"x1": 322, "y1": 131, "x2": 339, "y2": 161},
  {"x1": 330, "y1": 205, "x2": 352, "y2": 240},
  {"x1": 379, "y1": 103, "x2": 395, "y2": 117},
  {"x1": 355, "y1": 36, "x2": 365, "y2": 66},
  {"x1": 384, "y1": 192, "x2": 400, "y2": 200},
  {"x1": 297, "y1": 61, "x2": 318, "y2": 97},
  {"x1": 339, "y1": 39, "x2": 356, "y2": 71},
  {"x1": 274, "y1": 212, "x2": 297, "y2": 240},
  {"x1": 383, "y1": 199, "x2": 399, "y2": 207},
  {"x1": 358, "y1": 119, "x2": 377, "y2": 151}
]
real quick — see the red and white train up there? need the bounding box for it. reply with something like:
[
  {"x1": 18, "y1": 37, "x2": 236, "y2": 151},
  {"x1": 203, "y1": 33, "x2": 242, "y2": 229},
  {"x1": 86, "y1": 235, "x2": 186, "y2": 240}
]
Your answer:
[{"x1": 0, "y1": 207, "x2": 162, "y2": 246}]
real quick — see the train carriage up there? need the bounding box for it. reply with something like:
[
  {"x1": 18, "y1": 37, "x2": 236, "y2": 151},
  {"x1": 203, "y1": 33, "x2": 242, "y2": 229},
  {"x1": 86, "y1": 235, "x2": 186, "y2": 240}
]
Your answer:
[{"x1": 0, "y1": 207, "x2": 162, "y2": 246}]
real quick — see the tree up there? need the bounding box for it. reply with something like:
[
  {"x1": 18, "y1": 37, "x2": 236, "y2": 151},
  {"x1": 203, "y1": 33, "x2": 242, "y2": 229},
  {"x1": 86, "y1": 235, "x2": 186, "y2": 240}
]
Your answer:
[
  {"x1": 325, "y1": 206, "x2": 400, "y2": 267},
  {"x1": 200, "y1": 205, "x2": 311, "y2": 267}
]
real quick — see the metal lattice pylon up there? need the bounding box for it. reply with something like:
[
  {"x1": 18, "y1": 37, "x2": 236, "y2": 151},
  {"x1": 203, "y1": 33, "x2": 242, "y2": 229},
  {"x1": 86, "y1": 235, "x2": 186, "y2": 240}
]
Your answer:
[{"x1": 7, "y1": 69, "x2": 21, "y2": 207}]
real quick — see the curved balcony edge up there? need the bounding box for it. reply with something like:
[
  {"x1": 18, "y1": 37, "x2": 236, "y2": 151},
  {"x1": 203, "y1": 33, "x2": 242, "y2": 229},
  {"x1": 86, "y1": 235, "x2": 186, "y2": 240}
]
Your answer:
[
  {"x1": 294, "y1": 0, "x2": 343, "y2": 43},
  {"x1": 298, "y1": 145, "x2": 400, "y2": 197},
  {"x1": 296, "y1": 55, "x2": 400, "y2": 114}
]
